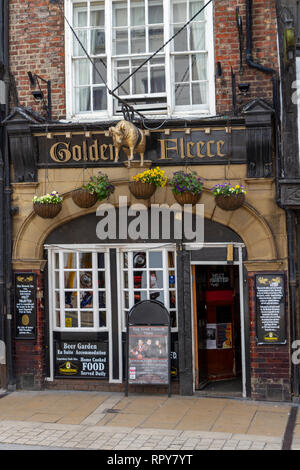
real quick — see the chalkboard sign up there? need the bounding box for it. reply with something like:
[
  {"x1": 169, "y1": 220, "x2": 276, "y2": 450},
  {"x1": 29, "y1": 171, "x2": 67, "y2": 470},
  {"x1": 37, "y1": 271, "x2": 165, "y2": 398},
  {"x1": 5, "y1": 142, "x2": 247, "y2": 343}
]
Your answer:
[
  {"x1": 15, "y1": 272, "x2": 37, "y2": 339},
  {"x1": 126, "y1": 300, "x2": 171, "y2": 396},
  {"x1": 255, "y1": 273, "x2": 286, "y2": 344},
  {"x1": 54, "y1": 340, "x2": 108, "y2": 379}
]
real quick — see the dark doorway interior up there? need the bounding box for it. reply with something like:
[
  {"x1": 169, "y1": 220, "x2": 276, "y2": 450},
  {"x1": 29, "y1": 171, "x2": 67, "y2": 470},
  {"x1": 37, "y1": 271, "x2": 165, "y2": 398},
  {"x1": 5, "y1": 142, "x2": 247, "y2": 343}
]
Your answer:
[{"x1": 193, "y1": 264, "x2": 242, "y2": 397}]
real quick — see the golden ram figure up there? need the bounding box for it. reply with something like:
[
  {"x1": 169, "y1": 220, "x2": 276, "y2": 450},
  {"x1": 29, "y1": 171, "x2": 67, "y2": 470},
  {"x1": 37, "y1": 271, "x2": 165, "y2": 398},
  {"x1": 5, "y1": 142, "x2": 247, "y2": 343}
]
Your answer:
[{"x1": 108, "y1": 120, "x2": 146, "y2": 167}]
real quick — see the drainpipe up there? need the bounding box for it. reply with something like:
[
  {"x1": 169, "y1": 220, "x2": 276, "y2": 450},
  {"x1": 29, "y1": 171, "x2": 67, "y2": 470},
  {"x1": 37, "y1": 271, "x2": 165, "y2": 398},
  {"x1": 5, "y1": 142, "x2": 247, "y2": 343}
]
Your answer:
[
  {"x1": 245, "y1": 0, "x2": 299, "y2": 399},
  {"x1": 3, "y1": 0, "x2": 14, "y2": 390},
  {"x1": 0, "y1": 1, "x2": 5, "y2": 344}
]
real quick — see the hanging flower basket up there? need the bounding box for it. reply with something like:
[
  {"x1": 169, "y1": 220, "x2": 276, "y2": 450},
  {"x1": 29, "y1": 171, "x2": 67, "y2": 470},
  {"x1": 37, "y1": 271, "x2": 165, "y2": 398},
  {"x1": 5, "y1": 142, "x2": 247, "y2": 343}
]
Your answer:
[
  {"x1": 73, "y1": 172, "x2": 115, "y2": 207},
  {"x1": 33, "y1": 192, "x2": 63, "y2": 219},
  {"x1": 212, "y1": 184, "x2": 246, "y2": 211},
  {"x1": 173, "y1": 191, "x2": 202, "y2": 206},
  {"x1": 129, "y1": 181, "x2": 157, "y2": 199},
  {"x1": 71, "y1": 188, "x2": 98, "y2": 208},
  {"x1": 170, "y1": 171, "x2": 203, "y2": 206},
  {"x1": 129, "y1": 167, "x2": 167, "y2": 199}
]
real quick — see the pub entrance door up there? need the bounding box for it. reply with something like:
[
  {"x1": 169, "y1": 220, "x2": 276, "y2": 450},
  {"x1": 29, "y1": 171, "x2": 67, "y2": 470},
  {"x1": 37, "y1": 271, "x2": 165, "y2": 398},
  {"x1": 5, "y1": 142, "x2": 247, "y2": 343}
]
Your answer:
[{"x1": 192, "y1": 264, "x2": 242, "y2": 396}]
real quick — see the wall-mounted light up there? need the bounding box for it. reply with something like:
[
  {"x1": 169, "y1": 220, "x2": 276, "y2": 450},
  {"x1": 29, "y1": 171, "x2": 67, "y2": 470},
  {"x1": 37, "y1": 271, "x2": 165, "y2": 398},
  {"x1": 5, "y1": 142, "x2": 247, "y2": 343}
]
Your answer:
[
  {"x1": 27, "y1": 71, "x2": 52, "y2": 121},
  {"x1": 284, "y1": 25, "x2": 296, "y2": 67}
]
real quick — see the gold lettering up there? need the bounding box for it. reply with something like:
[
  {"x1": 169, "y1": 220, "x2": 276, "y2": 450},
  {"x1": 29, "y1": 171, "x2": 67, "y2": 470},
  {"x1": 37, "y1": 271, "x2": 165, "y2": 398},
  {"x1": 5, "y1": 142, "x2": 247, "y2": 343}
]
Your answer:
[
  {"x1": 196, "y1": 141, "x2": 206, "y2": 158},
  {"x1": 49, "y1": 142, "x2": 72, "y2": 163},
  {"x1": 158, "y1": 139, "x2": 178, "y2": 160},
  {"x1": 88, "y1": 140, "x2": 99, "y2": 161},
  {"x1": 180, "y1": 138, "x2": 185, "y2": 159},
  {"x1": 186, "y1": 141, "x2": 195, "y2": 158},
  {"x1": 100, "y1": 144, "x2": 109, "y2": 160},
  {"x1": 83, "y1": 140, "x2": 88, "y2": 161},
  {"x1": 217, "y1": 140, "x2": 226, "y2": 157},
  {"x1": 72, "y1": 145, "x2": 82, "y2": 161},
  {"x1": 109, "y1": 144, "x2": 114, "y2": 161},
  {"x1": 207, "y1": 141, "x2": 215, "y2": 158}
]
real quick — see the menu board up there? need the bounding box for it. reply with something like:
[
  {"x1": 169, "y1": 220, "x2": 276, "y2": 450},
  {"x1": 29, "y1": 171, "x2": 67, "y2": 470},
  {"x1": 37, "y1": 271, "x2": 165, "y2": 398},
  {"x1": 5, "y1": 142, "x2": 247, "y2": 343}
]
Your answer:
[
  {"x1": 55, "y1": 340, "x2": 108, "y2": 379},
  {"x1": 15, "y1": 272, "x2": 36, "y2": 339},
  {"x1": 128, "y1": 326, "x2": 169, "y2": 385},
  {"x1": 255, "y1": 273, "x2": 286, "y2": 344}
]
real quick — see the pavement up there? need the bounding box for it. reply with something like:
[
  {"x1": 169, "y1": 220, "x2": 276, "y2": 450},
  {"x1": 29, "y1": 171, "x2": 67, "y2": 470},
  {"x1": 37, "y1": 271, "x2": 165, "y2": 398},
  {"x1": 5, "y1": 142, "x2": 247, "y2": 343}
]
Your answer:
[{"x1": 0, "y1": 390, "x2": 296, "y2": 451}]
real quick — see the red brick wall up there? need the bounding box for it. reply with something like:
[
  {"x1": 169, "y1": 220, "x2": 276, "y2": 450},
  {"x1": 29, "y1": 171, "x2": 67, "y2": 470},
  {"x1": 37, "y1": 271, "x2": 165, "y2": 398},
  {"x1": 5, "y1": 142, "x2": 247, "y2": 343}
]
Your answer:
[
  {"x1": 14, "y1": 270, "x2": 45, "y2": 389},
  {"x1": 8, "y1": 0, "x2": 279, "y2": 120},
  {"x1": 248, "y1": 274, "x2": 291, "y2": 401}
]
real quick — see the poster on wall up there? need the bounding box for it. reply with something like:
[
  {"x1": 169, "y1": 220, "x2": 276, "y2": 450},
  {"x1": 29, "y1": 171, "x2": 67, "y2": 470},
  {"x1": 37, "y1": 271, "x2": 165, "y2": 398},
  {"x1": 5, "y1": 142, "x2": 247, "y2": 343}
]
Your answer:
[
  {"x1": 128, "y1": 326, "x2": 169, "y2": 385},
  {"x1": 255, "y1": 273, "x2": 286, "y2": 344},
  {"x1": 15, "y1": 272, "x2": 37, "y2": 339},
  {"x1": 54, "y1": 341, "x2": 108, "y2": 379},
  {"x1": 206, "y1": 324, "x2": 217, "y2": 349},
  {"x1": 217, "y1": 323, "x2": 232, "y2": 349}
]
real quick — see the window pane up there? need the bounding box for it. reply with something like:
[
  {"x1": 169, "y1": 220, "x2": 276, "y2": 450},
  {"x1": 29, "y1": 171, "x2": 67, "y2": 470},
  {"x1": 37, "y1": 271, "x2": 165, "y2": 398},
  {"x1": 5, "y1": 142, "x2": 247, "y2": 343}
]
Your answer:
[
  {"x1": 54, "y1": 253, "x2": 59, "y2": 269},
  {"x1": 80, "y1": 271, "x2": 93, "y2": 288},
  {"x1": 65, "y1": 291, "x2": 78, "y2": 308},
  {"x1": 99, "y1": 311, "x2": 106, "y2": 327},
  {"x1": 168, "y1": 251, "x2": 175, "y2": 268},
  {"x1": 98, "y1": 253, "x2": 105, "y2": 269},
  {"x1": 133, "y1": 271, "x2": 147, "y2": 288},
  {"x1": 74, "y1": 60, "x2": 90, "y2": 86},
  {"x1": 56, "y1": 310, "x2": 61, "y2": 327},
  {"x1": 55, "y1": 271, "x2": 59, "y2": 288},
  {"x1": 150, "y1": 67, "x2": 165, "y2": 92},
  {"x1": 192, "y1": 82, "x2": 207, "y2": 104},
  {"x1": 98, "y1": 271, "x2": 106, "y2": 288},
  {"x1": 123, "y1": 252, "x2": 128, "y2": 268},
  {"x1": 190, "y1": 23, "x2": 205, "y2": 50},
  {"x1": 173, "y1": 1, "x2": 186, "y2": 22},
  {"x1": 123, "y1": 271, "x2": 128, "y2": 288},
  {"x1": 81, "y1": 311, "x2": 94, "y2": 327},
  {"x1": 149, "y1": 270, "x2": 163, "y2": 288},
  {"x1": 174, "y1": 55, "x2": 189, "y2": 82},
  {"x1": 173, "y1": 27, "x2": 187, "y2": 51},
  {"x1": 75, "y1": 86, "x2": 90, "y2": 112},
  {"x1": 79, "y1": 253, "x2": 92, "y2": 269},
  {"x1": 64, "y1": 271, "x2": 77, "y2": 289},
  {"x1": 149, "y1": 251, "x2": 162, "y2": 268},
  {"x1": 73, "y1": 3, "x2": 87, "y2": 27},
  {"x1": 133, "y1": 252, "x2": 147, "y2": 268},
  {"x1": 80, "y1": 291, "x2": 93, "y2": 308},
  {"x1": 91, "y1": 29, "x2": 106, "y2": 54},
  {"x1": 175, "y1": 82, "x2": 190, "y2": 105},
  {"x1": 64, "y1": 252, "x2": 77, "y2": 269},
  {"x1": 113, "y1": 1, "x2": 128, "y2": 27},
  {"x1": 116, "y1": 68, "x2": 130, "y2": 95},
  {"x1": 114, "y1": 29, "x2": 128, "y2": 54},
  {"x1": 131, "y1": 28, "x2": 146, "y2": 54},
  {"x1": 99, "y1": 291, "x2": 106, "y2": 308},
  {"x1": 149, "y1": 1, "x2": 163, "y2": 24},
  {"x1": 55, "y1": 291, "x2": 60, "y2": 308},
  {"x1": 73, "y1": 30, "x2": 87, "y2": 56},
  {"x1": 190, "y1": 0, "x2": 205, "y2": 21},
  {"x1": 131, "y1": 0, "x2": 145, "y2": 26},
  {"x1": 149, "y1": 26, "x2": 163, "y2": 52},
  {"x1": 93, "y1": 58, "x2": 107, "y2": 84},
  {"x1": 132, "y1": 64, "x2": 148, "y2": 94},
  {"x1": 134, "y1": 290, "x2": 147, "y2": 303},
  {"x1": 169, "y1": 271, "x2": 176, "y2": 287},
  {"x1": 93, "y1": 87, "x2": 107, "y2": 110},
  {"x1": 192, "y1": 53, "x2": 207, "y2": 80},
  {"x1": 170, "y1": 311, "x2": 177, "y2": 328},
  {"x1": 91, "y1": 3, "x2": 104, "y2": 26},
  {"x1": 170, "y1": 290, "x2": 176, "y2": 308},
  {"x1": 124, "y1": 291, "x2": 129, "y2": 309},
  {"x1": 65, "y1": 311, "x2": 78, "y2": 328},
  {"x1": 149, "y1": 290, "x2": 164, "y2": 302}
]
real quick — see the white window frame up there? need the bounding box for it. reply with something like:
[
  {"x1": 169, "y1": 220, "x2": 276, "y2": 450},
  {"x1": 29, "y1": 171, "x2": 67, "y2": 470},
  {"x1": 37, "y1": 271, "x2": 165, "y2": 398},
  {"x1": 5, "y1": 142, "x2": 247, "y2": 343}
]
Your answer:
[
  {"x1": 119, "y1": 245, "x2": 178, "y2": 332},
  {"x1": 64, "y1": 0, "x2": 216, "y2": 121}
]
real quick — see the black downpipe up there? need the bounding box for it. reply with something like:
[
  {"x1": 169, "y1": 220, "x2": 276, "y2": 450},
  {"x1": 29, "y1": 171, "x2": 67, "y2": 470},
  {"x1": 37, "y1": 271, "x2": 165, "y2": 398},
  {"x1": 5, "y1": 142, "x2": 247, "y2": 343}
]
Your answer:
[{"x1": 3, "y1": 0, "x2": 14, "y2": 390}]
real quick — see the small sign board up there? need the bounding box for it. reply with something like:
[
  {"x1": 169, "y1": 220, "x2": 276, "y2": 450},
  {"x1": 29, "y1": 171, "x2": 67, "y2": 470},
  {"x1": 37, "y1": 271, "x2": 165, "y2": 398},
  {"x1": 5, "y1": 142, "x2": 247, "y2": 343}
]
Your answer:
[
  {"x1": 54, "y1": 340, "x2": 108, "y2": 379},
  {"x1": 255, "y1": 273, "x2": 286, "y2": 344},
  {"x1": 126, "y1": 300, "x2": 171, "y2": 396},
  {"x1": 15, "y1": 272, "x2": 37, "y2": 339}
]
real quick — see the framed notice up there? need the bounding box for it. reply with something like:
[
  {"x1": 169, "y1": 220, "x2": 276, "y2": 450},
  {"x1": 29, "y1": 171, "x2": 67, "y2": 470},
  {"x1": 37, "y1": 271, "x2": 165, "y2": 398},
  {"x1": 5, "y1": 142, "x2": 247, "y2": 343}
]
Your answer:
[
  {"x1": 255, "y1": 273, "x2": 286, "y2": 344},
  {"x1": 54, "y1": 340, "x2": 108, "y2": 379},
  {"x1": 15, "y1": 272, "x2": 37, "y2": 339},
  {"x1": 128, "y1": 325, "x2": 169, "y2": 385}
]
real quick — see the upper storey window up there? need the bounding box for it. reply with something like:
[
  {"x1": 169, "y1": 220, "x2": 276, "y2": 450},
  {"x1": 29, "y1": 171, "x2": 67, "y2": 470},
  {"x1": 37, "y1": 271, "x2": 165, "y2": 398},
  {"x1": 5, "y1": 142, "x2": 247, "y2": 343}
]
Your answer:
[{"x1": 65, "y1": 0, "x2": 215, "y2": 119}]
